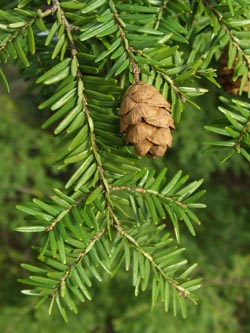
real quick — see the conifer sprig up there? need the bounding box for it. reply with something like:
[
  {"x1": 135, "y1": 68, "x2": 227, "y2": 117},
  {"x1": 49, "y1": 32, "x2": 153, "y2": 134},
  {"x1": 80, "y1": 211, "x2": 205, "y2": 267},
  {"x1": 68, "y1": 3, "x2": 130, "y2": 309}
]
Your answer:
[{"x1": 1, "y1": 0, "x2": 249, "y2": 322}]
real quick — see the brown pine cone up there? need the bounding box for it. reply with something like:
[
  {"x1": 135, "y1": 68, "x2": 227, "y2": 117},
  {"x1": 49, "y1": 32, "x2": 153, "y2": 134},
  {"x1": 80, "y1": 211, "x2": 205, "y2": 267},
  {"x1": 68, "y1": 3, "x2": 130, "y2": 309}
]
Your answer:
[
  {"x1": 119, "y1": 81, "x2": 175, "y2": 158},
  {"x1": 217, "y1": 48, "x2": 249, "y2": 95}
]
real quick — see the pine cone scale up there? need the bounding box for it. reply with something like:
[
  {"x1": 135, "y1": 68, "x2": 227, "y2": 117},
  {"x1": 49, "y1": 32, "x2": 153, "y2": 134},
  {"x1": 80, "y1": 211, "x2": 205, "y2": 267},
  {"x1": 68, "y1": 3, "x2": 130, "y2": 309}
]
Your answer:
[
  {"x1": 120, "y1": 104, "x2": 175, "y2": 132},
  {"x1": 148, "y1": 128, "x2": 172, "y2": 146},
  {"x1": 126, "y1": 123, "x2": 156, "y2": 144},
  {"x1": 134, "y1": 140, "x2": 153, "y2": 156}
]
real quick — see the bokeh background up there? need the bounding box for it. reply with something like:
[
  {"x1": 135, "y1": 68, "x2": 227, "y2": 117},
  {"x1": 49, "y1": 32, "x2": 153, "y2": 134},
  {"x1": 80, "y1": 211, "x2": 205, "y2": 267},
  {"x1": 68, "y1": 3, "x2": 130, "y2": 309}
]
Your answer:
[{"x1": 0, "y1": 66, "x2": 249, "y2": 333}]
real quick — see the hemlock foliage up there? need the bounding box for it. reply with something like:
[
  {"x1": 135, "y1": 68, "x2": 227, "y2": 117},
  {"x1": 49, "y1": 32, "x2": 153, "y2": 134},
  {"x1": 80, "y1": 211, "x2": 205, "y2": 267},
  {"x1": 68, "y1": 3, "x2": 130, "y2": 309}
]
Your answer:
[{"x1": 0, "y1": 0, "x2": 249, "y2": 324}]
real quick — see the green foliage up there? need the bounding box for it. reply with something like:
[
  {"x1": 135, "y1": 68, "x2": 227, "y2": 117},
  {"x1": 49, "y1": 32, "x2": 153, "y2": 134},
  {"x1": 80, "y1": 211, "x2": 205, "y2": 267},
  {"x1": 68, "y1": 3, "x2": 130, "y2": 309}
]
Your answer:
[
  {"x1": 0, "y1": 0, "x2": 249, "y2": 326},
  {"x1": 205, "y1": 96, "x2": 250, "y2": 162}
]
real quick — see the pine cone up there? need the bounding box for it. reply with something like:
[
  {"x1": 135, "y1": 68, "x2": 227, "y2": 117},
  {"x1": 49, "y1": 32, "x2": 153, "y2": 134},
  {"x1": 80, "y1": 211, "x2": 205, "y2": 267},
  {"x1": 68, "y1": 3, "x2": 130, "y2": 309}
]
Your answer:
[
  {"x1": 217, "y1": 48, "x2": 249, "y2": 95},
  {"x1": 119, "y1": 81, "x2": 175, "y2": 158}
]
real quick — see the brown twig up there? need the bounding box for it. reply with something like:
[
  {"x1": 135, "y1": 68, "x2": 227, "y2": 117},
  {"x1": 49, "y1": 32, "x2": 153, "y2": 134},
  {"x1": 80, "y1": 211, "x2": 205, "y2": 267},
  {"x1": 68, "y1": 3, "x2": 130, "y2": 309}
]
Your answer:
[{"x1": 110, "y1": 185, "x2": 187, "y2": 208}]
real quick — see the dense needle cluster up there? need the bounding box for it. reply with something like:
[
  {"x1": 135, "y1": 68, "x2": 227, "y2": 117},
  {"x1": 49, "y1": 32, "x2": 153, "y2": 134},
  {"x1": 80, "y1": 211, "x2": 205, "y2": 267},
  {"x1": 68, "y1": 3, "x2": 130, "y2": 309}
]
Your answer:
[
  {"x1": 217, "y1": 48, "x2": 249, "y2": 95},
  {"x1": 119, "y1": 82, "x2": 175, "y2": 158}
]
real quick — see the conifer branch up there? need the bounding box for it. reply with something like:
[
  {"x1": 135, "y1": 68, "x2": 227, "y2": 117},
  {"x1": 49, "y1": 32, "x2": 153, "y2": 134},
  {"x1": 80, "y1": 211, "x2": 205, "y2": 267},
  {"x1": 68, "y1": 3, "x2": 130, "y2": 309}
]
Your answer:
[
  {"x1": 154, "y1": 0, "x2": 169, "y2": 30},
  {"x1": 236, "y1": 116, "x2": 250, "y2": 151},
  {"x1": 0, "y1": 0, "x2": 211, "y2": 319},
  {"x1": 46, "y1": 197, "x2": 84, "y2": 232},
  {"x1": 155, "y1": 69, "x2": 187, "y2": 102},
  {"x1": 0, "y1": 7, "x2": 53, "y2": 54},
  {"x1": 114, "y1": 223, "x2": 191, "y2": 299},
  {"x1": 0, "y1": 20, "x2": 33, "y2": 53},
  {"x1": 51, "y1": 0, "x2": 117, "y2": 231},
  {"x1": 50, "y1": 227, "x2": 106, "y2": 297},
  {"x1": 110, "y1": 186, "x2": 187, "y2": 208},
  {"x1": 203, "y1": 0, "x2": 250, "y2": 71},
  {"x1": 110, "y1": 0, "x2": 140, "y2": 82},
  {"x1": 133, "y1": 49, "x2": 187, "y2": 101},
  {"x1": 51, "y1": 0, "x2": 77, "y2": 52}
]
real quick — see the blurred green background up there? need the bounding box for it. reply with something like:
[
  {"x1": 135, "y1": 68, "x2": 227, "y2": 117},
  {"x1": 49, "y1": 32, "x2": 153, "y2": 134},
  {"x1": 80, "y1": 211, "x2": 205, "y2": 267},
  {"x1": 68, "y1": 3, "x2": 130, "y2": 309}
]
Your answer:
[{"x1": 0, "y1": 67, "x2": 249, "y2": 333}]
